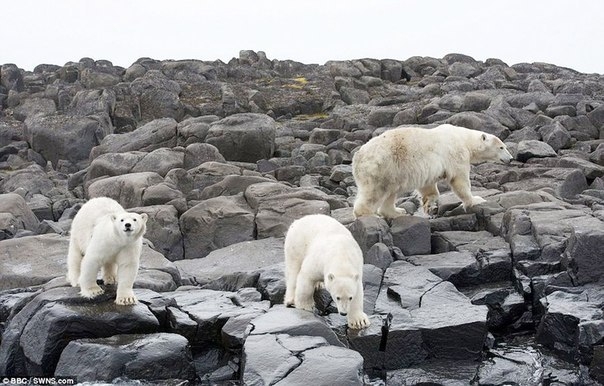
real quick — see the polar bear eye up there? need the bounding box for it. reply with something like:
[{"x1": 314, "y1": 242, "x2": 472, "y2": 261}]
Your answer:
[
  {"x1": 336, "y1": 297, "x2": 341, "y2": 301},
  {"x1": 120, "y1": 219, "x2": 124, "y2": 222},
  {"x1": 349, "y1": 297, "x2": 352, "y2": 300},
  {"x1": 133, "y1": 219, "x2": 137, "y2": 222},
  {"x1": 499, "y1": 146, "x2": 504, "y2": 150}
]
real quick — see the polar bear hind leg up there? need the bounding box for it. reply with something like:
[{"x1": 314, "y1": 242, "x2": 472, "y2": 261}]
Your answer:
[
  {"x1": 377, "y1": 191, "x2": 406, "y2": 219},
  {"x1": 101, "y1": 262, "x2": 118, "y2": 285},
  {"x1": 67, "y1": 241, "x2": 83, "y2": 287},
  {"x1": 354, "y1": 183, "x2": 389, "y2": 218}
]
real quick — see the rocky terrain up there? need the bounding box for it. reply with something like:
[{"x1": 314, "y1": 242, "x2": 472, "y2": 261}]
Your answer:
[{"x1": 0, "y1": 50, "x2": 604, "y2": 385}]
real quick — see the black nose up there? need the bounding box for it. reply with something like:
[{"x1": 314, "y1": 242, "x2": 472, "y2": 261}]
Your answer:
[
  {"x1": 125, "y1": 223, "x2": 131, "y2": 229},
  {"x1": 339, "y1": 312, "x2": 347, "y2": 316}
]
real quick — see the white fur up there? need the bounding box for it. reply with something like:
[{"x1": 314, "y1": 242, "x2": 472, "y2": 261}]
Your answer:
[
  {"x1": 67, "y1": 197, "x2": 148, "y2": 305},
  {"x1": 283, "y1": 214, "x2": 370, "y2": 329},
  {"x1": 352, "y1": 124, "x2": 513, "y2": 218}
]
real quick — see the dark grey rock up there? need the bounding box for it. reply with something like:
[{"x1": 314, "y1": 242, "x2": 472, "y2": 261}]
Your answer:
[
  {"x1": 174, "y1": 237, "x2": 283, "y2": 287},
  {"x1": 390, "y1": 216, "x2": 431, "y2": 256},
  {"x1": 564, "y1": 224, "x2": 604, "y2": 285},
  {"x1": 132, "y1": 205, "x2": 183, "y2": 261},
  {"x1": 183, "y1": 142, "x2": 225, "y2": 169},
  {"x1": 24, "y1": 113, "x2": 112, "y2": 168},
  {"x1": 206, "y1": 113, "x2": 276, "y2": 163},
  {"x1": 0, "y1": 287, "x2": 159, "y2": 376},
  {"x1": 179, "y1": 194, "x2": 255, "y2": 259},
  {"x1": 54, "y1": 333, "x2": 195, "y2": 382},
  {"x1": 517, "y1": 140, "x2": 557, "y2": 162},
  {"x1": 90, "y1": 118, "x2": 178, "y2": 159},
  {"x1": 87, "y1": 172, "x2": 164, "y2": 208},
  {"x1": 348, "y1": 216, "x2": 393, "y2": 255},
  {"x1": 0, "y1": 193, "x2": 39, "y2": 233},
  {"x1": 539, "y1": 122, "x2": 572, "y2": 151},
  {"x1": 536, "y1": 290, "x2": 604, "y2": 363}
]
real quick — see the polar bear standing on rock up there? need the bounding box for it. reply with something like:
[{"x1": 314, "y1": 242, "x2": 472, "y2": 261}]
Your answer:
[
  {"x1": 284, "y1": 214, "x2": 370, "y2": 329},
  {"x1": 352, "y1": 124, "x2": 513, "y2": 219},
  {"x1": 67, "y1": 197, "x2": 148, "y2": 305}
]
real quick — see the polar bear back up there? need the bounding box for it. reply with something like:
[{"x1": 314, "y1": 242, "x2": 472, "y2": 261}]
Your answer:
[
  {"x1": 285, "y1": 214, "x2": 363, "y2": 273},
  {"x1": 353, "y1": 124, "x2": 494, "y2": 191}
]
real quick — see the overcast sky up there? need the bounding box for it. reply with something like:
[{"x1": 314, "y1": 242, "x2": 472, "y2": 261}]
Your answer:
[{"x1": 3, "y1": 0, "x2": 603, "y2": 74}]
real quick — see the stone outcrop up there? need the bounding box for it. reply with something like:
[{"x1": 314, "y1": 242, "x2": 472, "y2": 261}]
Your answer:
[{"x1": 1, "y1": 50, "x2": 604, "y2": 384}]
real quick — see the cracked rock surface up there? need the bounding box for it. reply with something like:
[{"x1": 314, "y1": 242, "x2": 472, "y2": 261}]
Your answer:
[{"x1": 1, "y1": 51, "x2": 604, "y2": 384}]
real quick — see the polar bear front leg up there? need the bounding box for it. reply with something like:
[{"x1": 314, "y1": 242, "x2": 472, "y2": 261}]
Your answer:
[
  {"x1": 284, "y1": 259, "x2": 302, "y2": 307},
  {"x1": 419, "y1": 183, "x2": 440, "y2": 217},
  {"x1": 115, "y1": 259, "x2": 139, "y2": 305},
  {"x1": 293, "y1": 275, "x2": 316, "y2": 312},
  {"x1": 353, "y1": 186, "x2": 383, "y2": 218},
  {"x1": 347, "y1": 282, "x2": 370, "y2": 329},
  {"x1": 450, "y1": 176, "x2": 485, "y2": 210},
  {"x1": 78, "y1": 255, "x2": 104, "y2": 299}
]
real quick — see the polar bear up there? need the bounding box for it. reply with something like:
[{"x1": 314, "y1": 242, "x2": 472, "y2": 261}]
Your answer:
[
  {"x1": 352, "y1": 124, "x2": 513, "y2": 219},
  {"x1": 283, "y1": 214, "x2": 370, "y2": 329},
  {"x1": 67, "y1": 197, "x2": 148, "y2": 305}
]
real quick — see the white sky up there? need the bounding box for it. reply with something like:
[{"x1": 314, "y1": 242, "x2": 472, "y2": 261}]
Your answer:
[{"x1": 3, "y1": 0, "x2": 604, "y2": 74}]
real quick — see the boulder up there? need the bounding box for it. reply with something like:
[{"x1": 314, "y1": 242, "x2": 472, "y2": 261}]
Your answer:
[
  {"x1": 206, "y1": 113, "x2": 276, "y2": 162},
  {"x1": 87, "y1": 172, "x2": 164, "y2": 208},
  {"x1": 90, "y1": 118, "x2": 178, "y2": 159},
  {"x1": 0, "y1": 287, "x2": 160, "y2": 376},
  {"x1": 0, "y1": 193, "x2": 39, "y2": 234},
  {"x1": 24, "y1": 113, "x2": 112, "y2": 167},
  {"x1": 179, "y1": 194, "x2": 255, "y2": 258},
  {"x1": 390, "y1": 216, "x2": 431, "y2": 256},
  {"x1": 55, "y1": 333, "x2": 196, "y2": 382},
  {"x1": 174, "y1": 237, "x2": 284, "y2": 286},
  {"x1": 132, "y1": 205, "x2": 183, "y2": 262}
]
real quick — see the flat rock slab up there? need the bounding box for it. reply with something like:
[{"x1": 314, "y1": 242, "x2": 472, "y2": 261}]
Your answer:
[
  {"x1": 350, "y1": 261, "x2": 488, "y2": 370},
  {"x1": 407, "y1": 250, "x2": 512, "y2": 287},
  {"x1": 242, "y1": 334, "x2": 363, "y2": 386},
  {"x1": 0, "y1": 234, "x2": 181, "y2": 291},
  {"x1": 55, "y1": 333, "x2": 196, "y2": 382},
  {"x1": 174, "y1": 237, "x2": 284, "y2": 285},
  {"x1": 536, "y1": 289, "x2": 604, "y2": 363}
]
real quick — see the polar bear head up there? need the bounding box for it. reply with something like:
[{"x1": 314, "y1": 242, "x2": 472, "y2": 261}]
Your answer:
[
  {"x1": 472, "y1": 132, "x2": 514, "y2": 164},
  {"x1": 111, "y1": 212, "x2": 148, "y2": 238},
  {"x1": 325, "y1": 273, "x2": 359, "y2": 316}
]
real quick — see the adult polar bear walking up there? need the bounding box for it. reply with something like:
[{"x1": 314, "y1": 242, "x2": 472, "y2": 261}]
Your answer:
[
  {"x1": 67, "y1": 197, "x2": 148, "y2": 305},
  {"x1": 284, "y1": 214, "x2": 370, "y2": 329},
  {"x1": 352, "y1": 124, "x2": 513, "y2": 219}
]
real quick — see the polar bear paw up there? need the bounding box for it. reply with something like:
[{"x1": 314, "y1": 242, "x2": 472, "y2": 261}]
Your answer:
[
  {"x1": 284, "y1": 296, "x2": 295, "y2": 307},
  {"x1": 378, "y1": 207, "x2": 406, "y2": 220},
  {"x1": 296, "y1": 300, "x2": 315, "y2": 312},
  {"x1": 467, "y1": 196, "x2": 487, "y2": 208},
  {"x1": 80, "y1": 285, "x2": 104, "y2": 299},
  {"x1": 102, "y1": 274, "x2": 116, "y2": 285},
  {"x1": 348, "y1": 312, "x2": 371, "y2": 329},
  {"x1": 115, "y1": 294, "x2": 138, "y2": 305}
]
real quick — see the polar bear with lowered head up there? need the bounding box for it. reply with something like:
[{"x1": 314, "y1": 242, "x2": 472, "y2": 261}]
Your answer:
[
  {"x1": 352, "y1": 124, "x2": 513, "y2": 219},
  {"x1": 284, "y1": 214, "x2": 370, "y2": 329},
  {"x1": 67, "y1": 197, "x2": 148, "y2": 305}
]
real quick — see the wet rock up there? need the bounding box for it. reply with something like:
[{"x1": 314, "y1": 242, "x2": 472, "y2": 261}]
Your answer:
[
  {"x1": 350, "y1": 262, "x2": 488, "y2": 370},
  {"x1": 386, "y1": 359, "x2": 478, "y2": 385},
  {"x1": 0, "y1": 287, "x2": 160, "y2": 376},
  {"x1": 536, "y1": 290, "x2": 604, "y2": 363},
  {"x1": 167, "y1": 287, "x2": 269, "y2": 346},
  {"x1": 54, "y1": 333, "x2": 196, "y2": 382}
]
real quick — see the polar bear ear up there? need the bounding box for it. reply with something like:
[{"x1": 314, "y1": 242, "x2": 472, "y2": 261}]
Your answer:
[
  {"x1": 353, "y1": 274, "x2": 360, "y2": 281},
  {"x1": 140, "y1": 213, "x2": 149, "y2": 223},
  {"x1": 111, "y1": 214, "x2": 117, "y2": 221},
  {"x1": 327, "y1": 273, "x2": 335, "y2": 281}
]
